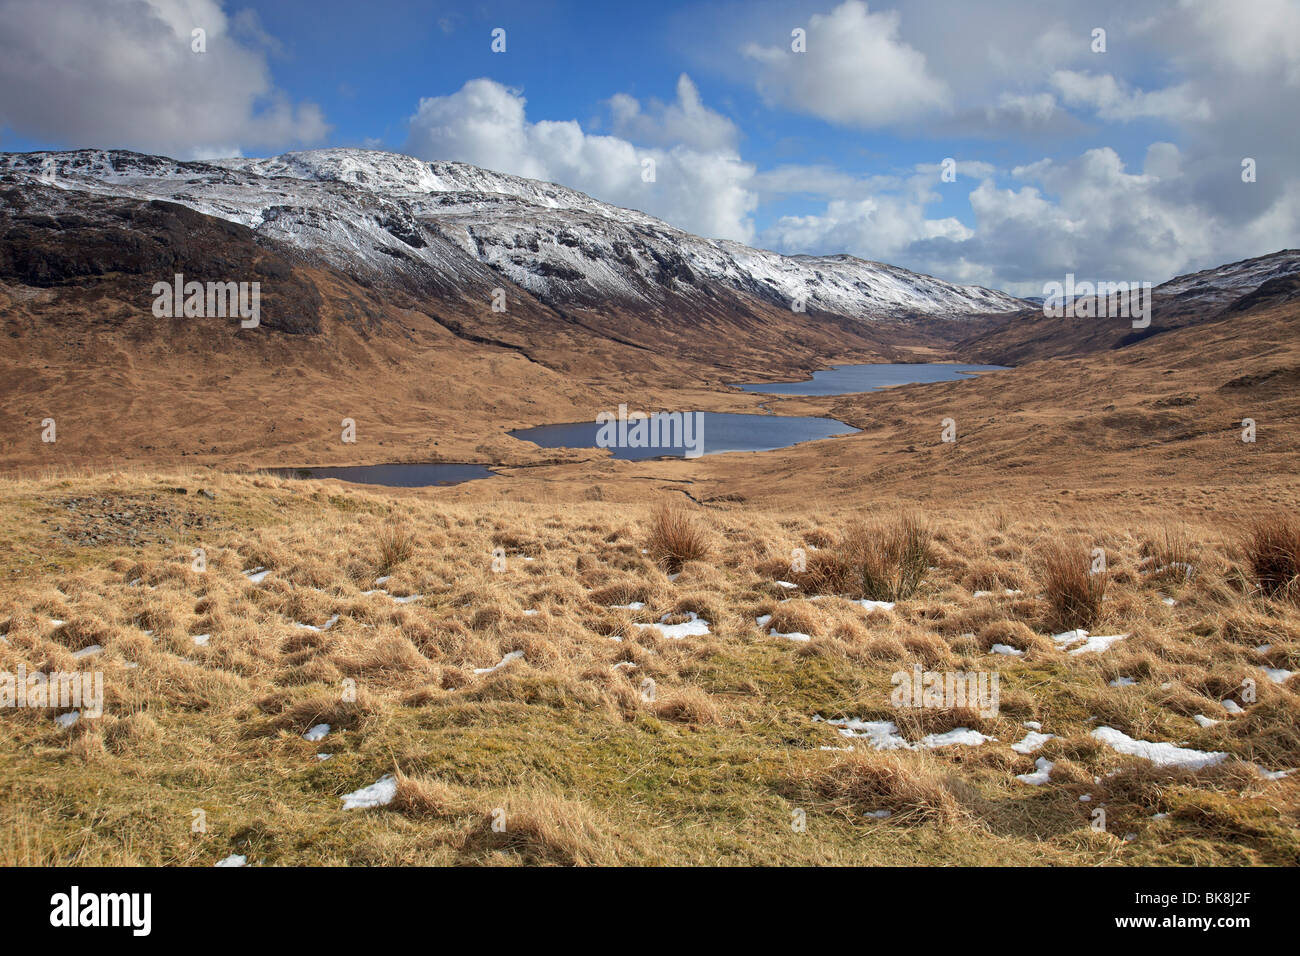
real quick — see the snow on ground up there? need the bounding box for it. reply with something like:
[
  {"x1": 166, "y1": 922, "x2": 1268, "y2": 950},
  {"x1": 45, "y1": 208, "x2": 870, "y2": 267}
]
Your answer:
[
  {"x1": 391, "y1": 593, "x2": 423, "y2": 604},
  {"x1": 191, "y1": 634, "x2": 210, "y2": 647},
  {"x1": 1222, "y1": 699, "x2": 1245, "y2": 714},
  {"x1": 769, "y1": 628, "x2": 811, "y2": 642},
  {"x1": 1016, "y1": 758, "x2": 1054, "y2": 785},
  {"x1": 215, "y1": 854, "x2": 247, "y2": 867},
  {"x1": 973, "y1": 589, "x2": 1023, "y2": 598},
  {"x1": 1091, "y1": 726, "x2": 1227, "y2": 770},
  {"x1": 242, "y1": 567, "x2": 270, "y2": 584},
  {"x1": 341, "y1": 774, "x2": 397, "y2": 810},
  {"x1": 816, "y1": 716, "x2": 995, "y2": 750},
  {"x1": 1193, "y1": 715, "x2": 1219, "y2": 728},
  {"x1": 72, "y1": 644, "x2": 102, "y2": 659},
  {"x1": 303, "y1": 723, "x2": 330, "y2": 742},
  {"x1": 295, "y1": 614, "x2": 340, "y2": 632},
  {"x1": 1011, "y1": 731, "x2": 1054, "y2": 754},
  {"x1": 990, "y1": 643, "x2": 1024, "y2": 656},
  {"x1": 853, "y1": 599, "x2": 895, "y2": 612},
  {"x1": 1109, "y1": 676, "x2": 1137, "y2": 687},
  {"x1": 634, "y1": 612, "x2": 710, "y2": 639},
  {"x1": 54, "y1": 712, "x2": 79, "y2": 728},
  {"x1": 776, "y1": 581, "x2": 797, "y2": 589},
  {"x1": 1052, "y1": 629, "x2": 1088, "y2": 648},
  {"x1": 609, "y1": 602, "x2": 645, "y2": 610},
  {"x1": 1068, "y1": 633, "x2": 1130, "y2": 655},
  {"x1": 474, "y1": 650, "x2": 524, "y2": 675},
  {"x1": 1261, "y1": 667, "x2": 1294, "y2": 684}
]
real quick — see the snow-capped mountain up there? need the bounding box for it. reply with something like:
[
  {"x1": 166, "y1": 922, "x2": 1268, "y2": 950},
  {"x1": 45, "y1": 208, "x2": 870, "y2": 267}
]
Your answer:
[{"x1": 0, "y1": 147, "x2": 1022, "y2": 320}]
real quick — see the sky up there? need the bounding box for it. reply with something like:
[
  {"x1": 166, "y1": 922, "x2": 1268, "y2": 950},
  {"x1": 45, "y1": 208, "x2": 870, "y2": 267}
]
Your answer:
[{"x1": 0, "y1": 0, "x2": 1297, "y2": 295}]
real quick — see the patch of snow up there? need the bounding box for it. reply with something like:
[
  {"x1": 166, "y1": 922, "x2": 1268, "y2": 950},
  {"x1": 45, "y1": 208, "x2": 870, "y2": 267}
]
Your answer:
[
  {"x1": 610, "y1": 602, "x2": 645, "y2": 610},
  {"x1": 853, "y1": 599, "x2": 895, "y2": 612},
  {"x1": 1109, "y1": 676, "x2": 1137, "y2": 687},
  {"x1": 214, "y1": 854, "x2": 247, "y2": 867},
  {"x1": 1068, "y1": 632, "x2": 1130, "y2": 655},
  {"x1": 72, "y1": 644, "x2": 102, "y2": 659},
  {"x1": 1011, "y1": 731, "x2": 1054, "y2": 754},
  {"x1": 474, "y1": 650, "x2": 524, "y2": 675},
  {"x1": 1193, "y1": 715, "x2": 1219, "y2": 728},
  {"x1": 1091, "y1": 726, "x2": 1227, "y2": 770},
  {"x1": 242, "y1": 567, "x2": 270, "y2": 584},
  {"x1": 755, "y1": 614, "x2": 772, "y2": 628},
  {"x1": 317, "y1": 753, "x2": 332, "y2": 761},
  {"x1": 1016, "y1": 758, "x2": 1054, "y2": 785},
  {"x1": 1222, "y1": 699, "x2": 1245, "y2": 715},
  {"x1": 1256, "y1": 766, "x2": 1291, "y2": 781},
  {"x1": 391, "y1": 593, "x2": 423, "y2": 604},
  {"x1": 1255, "y1": 643, "x2": 1272, "y2": 653},
  {"x1": 864, "y1": 809, "x2": 892, "y2": 819},
  {"x1": 633, "y1": 612, "x2": 710, "y2": 639},
  {"x1": 303, "y1": 723, "x2": 330, "y2": 742},
  {"x1": 374, "y1": 575, "x2": 391, "y2": 585},
  {"x1": 54, "y1": 711, "x2": 79, "y2": 728},
  {"x1": 1261, "y1": 667, "x2": 1294, "y2": 684},
  {"x1": 341, "y1": 774, "x2": 397, "y2": 810},
  {"x1": 1051, "y1": 629, "x2": 1089, "y2": 648},
  {"x1": 776, "y1": 581, "x2": 798, "y2": 589},
  {"x1": 819, "y1": 717, "x2": 994, "y2": 750},
  {"x1": 769, "y1": 628, "x2": 811, "y2": 642},
  {"x1": 295, "y1": 614, "x2": 340, "y2": 632},
  {"x1": 990, "y1": 643, "x2": 1024, "y2": 657},
  {"x1": 192, "y1": 634, "x2": 210, "y2": 647}
]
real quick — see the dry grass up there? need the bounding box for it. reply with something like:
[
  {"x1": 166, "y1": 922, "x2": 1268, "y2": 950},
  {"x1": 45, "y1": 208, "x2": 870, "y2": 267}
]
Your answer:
[
  {"x1": 840, "y1": 514, "x2": 933, "y2": 602},
  {"x1": 1041, "y1": 540, "x2": 1109, "y2": 632},
  {"x1": 1, "y1": 468, "x2": 1297, "y2": 866},
  {"x1": 1244, "y1": 516, "x2": 1300, "y2": 599},
  {"x1": 646, "y1": 503, "x2": 712, "y2": 572}
]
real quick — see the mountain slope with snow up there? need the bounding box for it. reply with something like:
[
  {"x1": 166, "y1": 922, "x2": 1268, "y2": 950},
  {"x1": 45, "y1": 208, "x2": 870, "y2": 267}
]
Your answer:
[{"x1": 0, "y1": 147, "x2": 1023, "y2": 320}]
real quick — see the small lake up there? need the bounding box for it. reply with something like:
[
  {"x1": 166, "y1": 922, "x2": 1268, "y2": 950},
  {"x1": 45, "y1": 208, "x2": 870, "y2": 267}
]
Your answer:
[
  {"x1": 510, "y1": 411, "x2": 856, "y2": 460},
  {"x1": 730, "y1": 362, "x2": 1008, "y2": 396},
  {"x1": 270, "y1": 463, "x2": 497, "y2": 487}
]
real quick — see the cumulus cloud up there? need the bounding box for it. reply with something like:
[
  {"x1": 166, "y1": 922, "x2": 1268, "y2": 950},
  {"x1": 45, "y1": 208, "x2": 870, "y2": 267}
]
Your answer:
[
  {"x1": 606, "y1": 74, "x2": 740, "y2": 151},
  {"x1": 404, "y1": 78, "x2": 757, "y2": 242},
  {"x1": 1050, "y1": 71, "x2": 1212, "y2": 122},
  {"x1": 743, "y1": 0, "x2": 949, "y2": 127},
  {"x1": 0, "y1": 0, "x2": 328, "y2": 158}
]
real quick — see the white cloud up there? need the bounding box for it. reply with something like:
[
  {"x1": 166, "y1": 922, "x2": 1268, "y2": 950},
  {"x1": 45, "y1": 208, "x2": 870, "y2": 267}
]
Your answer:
[
  {"x1": 742, "y1": 1, "x2": 949, "y2": 127},
  {"x1": 1050, "y1": 71, "x2": 1212, "y2": 122},
  {"x1": 606, "y1": 74, "x2": 739, "y2": 151},
  {"x1": 0, "y1": 0, "x2": 328, "y2": 158},
  {"x1": 404, "y1": 78, "x2": 757, "y2": 242}
]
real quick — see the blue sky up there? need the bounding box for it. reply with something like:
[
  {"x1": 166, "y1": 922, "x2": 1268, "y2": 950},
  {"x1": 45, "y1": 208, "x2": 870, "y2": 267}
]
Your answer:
[{"x1": 1, "y1": 0, "x2": 1297, "y2": 294}]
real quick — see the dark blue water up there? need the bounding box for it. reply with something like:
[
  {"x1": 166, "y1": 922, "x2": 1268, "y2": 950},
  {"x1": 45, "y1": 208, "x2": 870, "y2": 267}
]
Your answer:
[
  {"x1": 510, "y1": 411, "x2": 856, "y2": 460},
  {"x1": 270, "y1": 463, "x2": 497, "y2": 487},
  {"x1": 730, "y1": 362, "x2": 1008, "y2": 396}
]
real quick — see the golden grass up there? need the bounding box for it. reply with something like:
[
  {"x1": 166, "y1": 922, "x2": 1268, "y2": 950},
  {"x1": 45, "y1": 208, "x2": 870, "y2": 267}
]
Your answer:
[
  {"x1": 1245, "y1": 516, "x2": 1300, "y2": 599},
  {"x1": 646, "y1": 503, "x2": 712, "y2": 572},
  {"x1": 1041, "y1": 540, "x2": 1109, "y2": 632},
  {"x1": 1, "y1": 468, "x2": 1297, "y2": 866}
]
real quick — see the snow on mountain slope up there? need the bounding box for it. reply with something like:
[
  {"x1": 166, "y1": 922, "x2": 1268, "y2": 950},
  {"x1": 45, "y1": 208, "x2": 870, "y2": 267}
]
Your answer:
[
  {"x1": 1155, "y1": 249, "x2": 1300, "y2": 305},
  {"x1": 0, "y1": 148, "x2": 1023, "y2": 319}
]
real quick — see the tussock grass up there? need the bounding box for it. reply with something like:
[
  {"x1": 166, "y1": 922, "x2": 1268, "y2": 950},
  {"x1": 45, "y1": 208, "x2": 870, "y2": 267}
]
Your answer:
[
  {"x1": 646, "y1": 503, "x2": 711, "y2": 572},
  {"x1": 1244, "y1": 516, "x2": 1300, "y2": 599},
  {"x1": 1, "y1": 468, "x2": 1298, "y2": 866},
  {"x1": 1041, "y1": 540, "x2": 1109, "y2": 632}
]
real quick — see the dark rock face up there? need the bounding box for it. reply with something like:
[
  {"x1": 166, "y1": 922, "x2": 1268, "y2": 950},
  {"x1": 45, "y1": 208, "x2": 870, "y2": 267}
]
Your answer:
[{"x1": 0, "y1": 183, "x2": 323, "y2": 334}]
